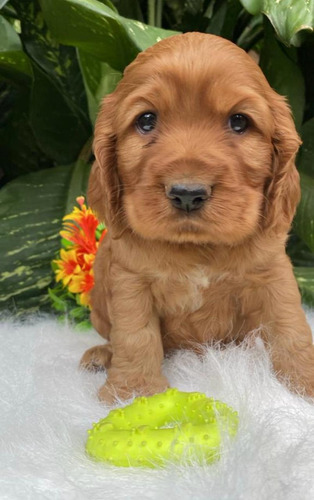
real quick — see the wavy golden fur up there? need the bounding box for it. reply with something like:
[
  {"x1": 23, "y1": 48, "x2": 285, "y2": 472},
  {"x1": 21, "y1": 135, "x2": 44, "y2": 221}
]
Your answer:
[{"x1": 80, "y1": 33, "x2": 314, "y2": 403}]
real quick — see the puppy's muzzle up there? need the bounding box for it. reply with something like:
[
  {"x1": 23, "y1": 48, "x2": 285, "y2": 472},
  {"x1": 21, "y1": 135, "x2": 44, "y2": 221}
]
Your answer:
[{"x1": 166, "y1": 184, "x2": 210, "y2": 213}]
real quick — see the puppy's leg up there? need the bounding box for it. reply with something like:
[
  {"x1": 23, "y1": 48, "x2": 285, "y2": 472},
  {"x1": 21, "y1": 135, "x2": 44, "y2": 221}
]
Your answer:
[
  {"x1": 268, "y1": 315, "x2": 314, "y2": 397},
  {"x1": 80, "y1": 283, "x2": 112, "y2": 371},
  {"x1": 80, "y1": 344, "x2": 113, "y2": 372},
  {"x1": 98, "y1": 313, "x2": 169, "y2": 403},
  {"x1": 256, "y1": 281, "x2": 314, "y2": 397},
  {"x1": 97, "y1": 267, "x2": 169, "y2": 404}
]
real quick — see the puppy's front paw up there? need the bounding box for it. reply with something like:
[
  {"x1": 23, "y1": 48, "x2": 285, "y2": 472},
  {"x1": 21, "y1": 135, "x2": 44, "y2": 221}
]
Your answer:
[
  {"x1": 139, "y1": 376, "x2": 170, "y2": 398},
  {"x1": 98, "y1": 375, "x2": 170, "y2": 404},
  {"x1": 80, "y1": 344, "x2": 112, "y2": 372},
  {"x1": 97, "y1": 383, "x2": 126, "y2": 404}
]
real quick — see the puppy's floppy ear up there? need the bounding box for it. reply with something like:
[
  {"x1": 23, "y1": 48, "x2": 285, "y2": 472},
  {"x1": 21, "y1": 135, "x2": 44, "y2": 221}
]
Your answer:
[
  {"x1": 88, "y1": 94, "x2": 123, "y2": 235},
  {"x1": 263, "y1": 93, "x2": 302, "y2": 234}
]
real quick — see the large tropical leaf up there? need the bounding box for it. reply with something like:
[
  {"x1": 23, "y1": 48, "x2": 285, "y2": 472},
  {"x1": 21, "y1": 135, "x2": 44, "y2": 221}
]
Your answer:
[
  {"x1": 0, "y1": 160, "x2": 90, "y2": 313},
  {"x1": 259, "y1": 20, "x2": 305, "y2": 130},
  {"x1": 39, "y1": 0, "x2": 178, "y2": 71},
  {"x1": 7, "y1": 0, "x2": 91, "y2": 165},
  {"x1": 0, "y1": 0, "x2": 10, "y2": 9},
  {"x1": 0, "y1": 82, "x2": 53, "y2": 184},
  {"x1": 29, "y1": 64, "x2": 90, "y2": 164},
  {"x1": 240, "y1": 0, "x2": 314, "y2": 46},
  {"x1": 10, "y1": 0, "x2": 90, "y2": 126},
  {"x1": 0, "y1": 15, "x2": 52, "y2": 183},
  {"x1": 0, "y1": 15, "x2": 33, "y2": 84},
  {"x1": 78, "y1": 50, "x2": 122, "y2": 124}
]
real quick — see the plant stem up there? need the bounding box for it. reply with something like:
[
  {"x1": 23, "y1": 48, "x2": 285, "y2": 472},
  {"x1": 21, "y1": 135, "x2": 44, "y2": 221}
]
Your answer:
[
  {"x1": 148, "y1": 0, "x2": 155, "y2": 26},
  {"x1": 156, "y1": 0, "x2": 163, "y2": 28}
]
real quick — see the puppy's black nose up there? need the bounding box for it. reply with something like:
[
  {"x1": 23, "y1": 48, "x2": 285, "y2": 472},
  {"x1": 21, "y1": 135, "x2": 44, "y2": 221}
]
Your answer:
[{"x1": 167, "y1": 184, "x2": 209, "y2": 213}]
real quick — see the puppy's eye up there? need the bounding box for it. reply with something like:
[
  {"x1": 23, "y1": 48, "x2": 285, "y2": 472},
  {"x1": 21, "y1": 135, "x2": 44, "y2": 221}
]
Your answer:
[
  {"x1": 229, "y1": 114, "x2": 249, "y2": 133},
  {"x1": 136, "y1": 112, "x2": 157, "y2": 133}
]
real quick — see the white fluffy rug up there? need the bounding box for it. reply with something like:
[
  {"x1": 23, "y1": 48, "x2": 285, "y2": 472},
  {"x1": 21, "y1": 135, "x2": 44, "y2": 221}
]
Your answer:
[{"x1": 1, "y1": 312, "x2": 314, "y2": 500}]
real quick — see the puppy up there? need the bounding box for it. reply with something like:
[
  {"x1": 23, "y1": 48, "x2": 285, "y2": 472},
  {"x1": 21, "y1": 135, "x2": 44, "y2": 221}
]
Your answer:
[{"x1": 80, "y1": 33, "x2": 314, "y2": 403}]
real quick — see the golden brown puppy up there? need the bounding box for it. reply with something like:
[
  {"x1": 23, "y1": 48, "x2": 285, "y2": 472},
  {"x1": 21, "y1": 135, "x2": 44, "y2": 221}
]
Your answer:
[{"x1": 80, "y1": 33, "x2": 314, "y2": 403}]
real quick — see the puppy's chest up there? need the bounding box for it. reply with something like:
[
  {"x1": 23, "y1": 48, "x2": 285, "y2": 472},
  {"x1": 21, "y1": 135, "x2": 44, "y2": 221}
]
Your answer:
[{"x1": 151, "y1": 268, "x2": 211, "y2": 315}]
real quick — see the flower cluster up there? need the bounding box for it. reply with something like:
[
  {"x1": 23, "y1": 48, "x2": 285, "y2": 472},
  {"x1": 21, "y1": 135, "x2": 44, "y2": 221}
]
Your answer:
[{"x1": 50, "y1": 197, "x2": 106, "y2": 325}]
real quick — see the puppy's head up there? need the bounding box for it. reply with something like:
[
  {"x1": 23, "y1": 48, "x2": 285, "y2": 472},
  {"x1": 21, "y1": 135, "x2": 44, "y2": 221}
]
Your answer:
[{"x1": 89, "y1": 33, "x2": 301, "y2": 245}]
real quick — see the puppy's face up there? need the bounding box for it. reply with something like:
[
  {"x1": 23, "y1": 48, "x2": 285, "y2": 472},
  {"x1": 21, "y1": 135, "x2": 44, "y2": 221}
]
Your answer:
[{"x1": 92, "y1": 34, "x2": 300, "y2": 245}]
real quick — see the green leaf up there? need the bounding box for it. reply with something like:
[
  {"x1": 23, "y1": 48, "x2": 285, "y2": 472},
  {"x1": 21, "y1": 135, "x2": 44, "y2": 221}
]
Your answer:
[
  {"x1": 78, "y1": 49, "x2": 122, "y2": 124},
  {"x1": 7, "y1": 0, "x2": 91, "y2": 165},
  {"x1": 240, "y1": 0, "x2": 264, "y2": 16},
  {"x1": 236, "y1": 14, "x2": 264, "y2": 51},
  {"x1": 39, "y1": 0, "x2": 178, "y2": 71},
  {"x1": 0, "y1": 0, "x2": 10, "y2": 9},
  {"x1": 294, "y1": 173, "x2": 314, "y2": 253},
  {"x1": 48, "y1": 283, "x2": 91, "y2": 327},
  {"x1": 259, "y1": 20, "x2": 305, "y2": 130},
  {"x1": 0, "y1": 9, "x2": 54, "y2": 185},
  {"x1": 48, "y1": 287, "x2": 68, "y2": 312},
  {"x1": 29, "y1": 64, "x2": 90, "y2": 164},
  {"x1": 294, "y1": 267, "x2": 314, "y2": 307},
  {"x1": 0, "y1": 160, "x2": 91, "y2": 313},
  {"x1": 206, "y1": 0, "x2": 229, "y2": 36},
  {"x1": 240, "y1": 0, "x2": 314, "y2": 46},
  {"x1": 11, "y1": 0, "x2": 90, "y2": 126},
  {"x1": 75, "y1": 319, "x2": 92, "y2": 331},
  {"x1": 0, "y1": 82, "x2": 52, "y2": 183},
  {"x1": 298, "y1": 117, "x2": 314, "y2": 177},
  {"x1": 206, "y1": 0, "x2": 243, "y2": 40},
  {"x1": 70, "y1": 306, "x2": 89, "y2": 319},
  {"x1": 64, "y1": 156, "x2": 92, "y2": 213},
  {"x1": 98, "y1": 0, "x2": 117, "y2": 12},
  {"x1": 287, "y1": 234, "x2": 314, "y2": 268},
  {"x1": 0, "y1": 15, "x2": 33, "y2": 84}
]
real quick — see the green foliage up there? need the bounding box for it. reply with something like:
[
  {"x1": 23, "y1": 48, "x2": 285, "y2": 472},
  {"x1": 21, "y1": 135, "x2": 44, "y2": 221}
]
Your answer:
[
  {"x1": 259, "y1": 19, "x2": 305, "y2": 130},
  {"x1": 0, "y1": 15, "x2": 32, "y2": 83},
  {"x1": 0, "y1": 0, "x2": 314, "y2": 314},
  {"x1": 240, "y1": 0, "x2": 314, "y2": 45},
  {"x1": 39, "y1": 0, "x2": 177, "y2": 70},
  {"x1": 0, "y1": 160, "x2": 90, "y2": 313},
  {"x1": 48, "y1": 284, "x2": 92, "y2": 329},
  {"x1": 294, "y1": 268, "x2": 314, "y2": 307}
]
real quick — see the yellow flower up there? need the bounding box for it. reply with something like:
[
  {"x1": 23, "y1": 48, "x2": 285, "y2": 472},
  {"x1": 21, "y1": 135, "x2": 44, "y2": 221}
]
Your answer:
[
  {"x1": 53, "y1": 249, "x2": 81, "y2": 286},
  {"x1": 67, "y1": 268, "x2": 94, "y2": 308}
]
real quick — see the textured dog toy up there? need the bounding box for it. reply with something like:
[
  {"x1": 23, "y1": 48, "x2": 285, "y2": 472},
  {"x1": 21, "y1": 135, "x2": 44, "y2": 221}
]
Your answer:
[{"x1": 86, "y1": 388, "x2": 238, "y2": 467}]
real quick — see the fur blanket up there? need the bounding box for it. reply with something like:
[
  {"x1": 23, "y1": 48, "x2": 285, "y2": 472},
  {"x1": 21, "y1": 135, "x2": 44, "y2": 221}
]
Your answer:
[{"x1": 1, "y1": 313, "x2": 314, "y2": 499}]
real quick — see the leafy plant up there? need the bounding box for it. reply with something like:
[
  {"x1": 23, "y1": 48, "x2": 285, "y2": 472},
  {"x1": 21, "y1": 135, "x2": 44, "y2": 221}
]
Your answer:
[
  {"x1": 49, "y1": 195, "x2": 107, "y2": 328},
  {"x1": 0, "y1": 0, "x2": 313, "y2": 315}
]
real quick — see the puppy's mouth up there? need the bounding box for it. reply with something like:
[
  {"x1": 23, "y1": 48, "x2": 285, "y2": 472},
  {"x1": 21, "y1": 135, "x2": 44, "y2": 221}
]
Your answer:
[{"x1": 165, "y1": 183, "x2": 212, "y2": 214}]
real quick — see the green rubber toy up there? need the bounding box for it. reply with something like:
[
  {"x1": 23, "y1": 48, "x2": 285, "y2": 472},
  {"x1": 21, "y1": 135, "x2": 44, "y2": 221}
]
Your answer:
[{"x1": 86, "y1": 388, "x2": 238, "y2": 467}]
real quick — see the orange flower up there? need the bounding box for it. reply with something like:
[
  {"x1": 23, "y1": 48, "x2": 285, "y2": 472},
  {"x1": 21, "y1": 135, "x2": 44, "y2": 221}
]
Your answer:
[
  {"x1": 52, "y1": 196, "x2": 107, "y2": 313},
  {"x1": 61, "y1": 198, "x2": 100, "y2": 254}
]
